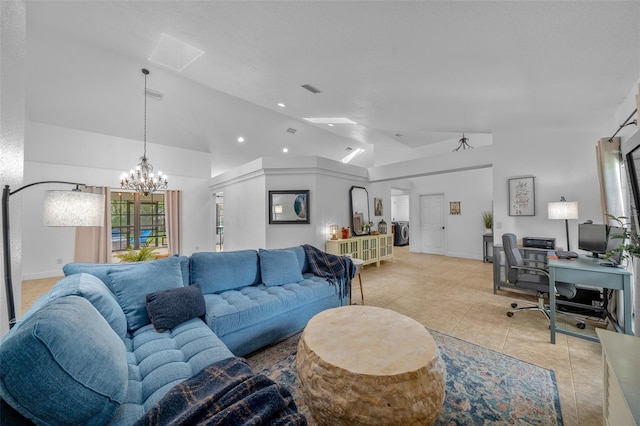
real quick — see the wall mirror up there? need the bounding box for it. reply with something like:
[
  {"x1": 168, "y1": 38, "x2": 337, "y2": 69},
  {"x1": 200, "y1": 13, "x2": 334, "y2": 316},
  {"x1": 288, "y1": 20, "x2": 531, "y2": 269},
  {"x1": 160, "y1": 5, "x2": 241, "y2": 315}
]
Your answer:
[
  {"x1": 350, "y1": 186, "x2": 370, "y2": 235},
  {"x1": 269, "y1": 190, "x2": 310, "y2": 224}
]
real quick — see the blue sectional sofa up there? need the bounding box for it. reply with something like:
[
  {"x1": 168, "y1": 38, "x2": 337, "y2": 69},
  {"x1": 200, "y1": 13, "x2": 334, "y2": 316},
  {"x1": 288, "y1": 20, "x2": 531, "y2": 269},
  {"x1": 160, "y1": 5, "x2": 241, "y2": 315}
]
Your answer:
[{"x1": 0, "y1": 246, "x2": 349, "y2": 425}]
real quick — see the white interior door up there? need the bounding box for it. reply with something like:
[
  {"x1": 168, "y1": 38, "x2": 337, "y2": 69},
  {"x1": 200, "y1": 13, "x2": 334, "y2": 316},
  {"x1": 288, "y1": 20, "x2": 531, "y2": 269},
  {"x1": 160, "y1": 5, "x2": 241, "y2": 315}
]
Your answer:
[{"x1": 420, "y1": 194, "x2": 445, "y2": 254}]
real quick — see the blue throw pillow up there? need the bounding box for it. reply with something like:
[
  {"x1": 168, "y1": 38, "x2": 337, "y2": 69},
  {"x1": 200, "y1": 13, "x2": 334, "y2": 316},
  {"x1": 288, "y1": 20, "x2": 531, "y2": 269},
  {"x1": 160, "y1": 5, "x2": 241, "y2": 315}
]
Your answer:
[
  {"x1": 0, "y1": 296, "x2": 127, "y2": 425},
  {"x1": 63, "y1": 254, "x2": 191, "y2": 287},
  {"x1": 106, "y1": 256, "x2": 184, "y2": 331},
  {"x1": 190, "y1": 250, "x2": 261, "y2": 293},
  {"x1": 259, "y1": 249, "x2": 304, "y2": 287},
  {"x1": 146, "y1": 284, "x2": 206, "y2": 332}
]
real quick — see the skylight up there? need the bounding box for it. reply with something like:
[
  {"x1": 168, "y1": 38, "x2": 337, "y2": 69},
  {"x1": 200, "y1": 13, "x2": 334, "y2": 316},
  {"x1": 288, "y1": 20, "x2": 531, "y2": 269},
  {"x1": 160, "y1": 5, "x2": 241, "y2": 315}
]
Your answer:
[
  {"x1": 303, "y1": 117, "x2": 357, "y2": 125},
  {"x1": 341, "y1": 148, "x2": 364, "y2": 164},
  {"x1": 148, "y1": 33, "x2": 204, "y2": 72}
]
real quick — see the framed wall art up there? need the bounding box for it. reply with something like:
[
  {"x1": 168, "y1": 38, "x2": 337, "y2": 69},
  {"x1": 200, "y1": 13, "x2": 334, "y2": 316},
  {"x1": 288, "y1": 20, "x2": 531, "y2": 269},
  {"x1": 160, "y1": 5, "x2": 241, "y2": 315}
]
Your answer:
[
  {"x1": 374, "y1": 198, "x2": 383, "y2": 216},
  {"x1": 269, "y1": 190, "x2": 310, "y2": 224},
  {"x1": 508, "y1": 176, "x2": 535, "y2": 216},
  {"x1": 449, "y1": 201, "x2": 461, "y2": 215}
]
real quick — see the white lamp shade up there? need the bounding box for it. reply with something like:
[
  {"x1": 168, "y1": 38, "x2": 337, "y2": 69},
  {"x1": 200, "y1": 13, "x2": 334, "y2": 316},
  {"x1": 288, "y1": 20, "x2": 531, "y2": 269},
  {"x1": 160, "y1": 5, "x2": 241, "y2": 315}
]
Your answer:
[
  {"x1": 43, "y1": 191, "x2": 105, "y2": 227},
  {"x1": 548, "y1": 201, "x2": 579, "y2": 220}
]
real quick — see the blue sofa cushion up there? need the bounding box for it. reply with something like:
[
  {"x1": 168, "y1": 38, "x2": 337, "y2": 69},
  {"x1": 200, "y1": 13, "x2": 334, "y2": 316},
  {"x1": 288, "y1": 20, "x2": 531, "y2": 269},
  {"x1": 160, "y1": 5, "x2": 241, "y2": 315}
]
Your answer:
[
  {"x1": 63, "y1": 254, "x2": 191, "y2": 286},
  {"x1": 259, "y1": 249, "x2": 303, "y2": 286},
  {"x1": 288, "y1": 245, "x2": 309, "y2": 273},
  {"x1": 0, "y1": 296, "x2": 127, "y2": 425},
  {"x1": 190, "y1": 250, "x2": 260, "y2": 294},
  {"x1": 203, "y1": 274, "x2": 338, "y2": 339},
  {"x1": 106, "y1": 256, "x2": 184, "y2": 331},
  {"x1": 21, "y1": 273, "x2": 128, "y2": 338},
  {"x1": 146, "y1": 284, "x2": 206, "y2": 332}
]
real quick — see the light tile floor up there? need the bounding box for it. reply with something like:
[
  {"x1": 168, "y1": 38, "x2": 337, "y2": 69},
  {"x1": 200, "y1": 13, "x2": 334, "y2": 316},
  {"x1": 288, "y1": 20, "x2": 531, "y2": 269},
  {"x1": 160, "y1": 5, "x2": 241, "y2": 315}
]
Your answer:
[{"x1": 21, "y1": 246, "x2": 603, "y2": 425}]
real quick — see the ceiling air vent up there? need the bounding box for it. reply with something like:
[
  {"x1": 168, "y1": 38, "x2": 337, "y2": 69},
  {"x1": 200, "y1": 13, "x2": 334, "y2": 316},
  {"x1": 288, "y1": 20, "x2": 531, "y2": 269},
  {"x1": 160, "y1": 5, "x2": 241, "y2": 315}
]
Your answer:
[
  {"x1": 301, "y1": 84, "x2": 321, "y2": 94},
  {"x1": 145, "y1": 88, "x2": 163, "y2": 101},
  {"x1": 287, "y1": 128, "x2": 297, "y2": 134}
]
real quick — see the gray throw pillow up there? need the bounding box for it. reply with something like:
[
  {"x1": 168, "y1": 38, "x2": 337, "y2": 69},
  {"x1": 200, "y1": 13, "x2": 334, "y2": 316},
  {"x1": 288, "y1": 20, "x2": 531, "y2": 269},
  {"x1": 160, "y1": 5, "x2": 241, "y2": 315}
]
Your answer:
[{"x1": 146, "y1": 284, "x2": 206, "y2": 332}]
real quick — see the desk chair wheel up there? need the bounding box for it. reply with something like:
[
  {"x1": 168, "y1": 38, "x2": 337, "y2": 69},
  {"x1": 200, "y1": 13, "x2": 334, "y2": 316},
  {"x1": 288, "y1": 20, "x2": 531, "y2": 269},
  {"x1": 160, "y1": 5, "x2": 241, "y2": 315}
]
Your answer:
[
  {"x1": 510, "y1": 302, "x2": 518, "y2": 309},
  {"x1": 577, "y1": 322, "x2": 586, "y2": 330},
  {"x1": 506, "y1": 311, "x2": 514, "y2": 317}
]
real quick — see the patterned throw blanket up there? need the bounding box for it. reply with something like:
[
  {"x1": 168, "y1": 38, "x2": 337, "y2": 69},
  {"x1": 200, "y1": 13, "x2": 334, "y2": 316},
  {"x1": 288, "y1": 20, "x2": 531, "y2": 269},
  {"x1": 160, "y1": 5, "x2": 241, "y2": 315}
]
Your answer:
[
  {"x1": 134, "y1": 357, "x2": 306, "y2": 426},
  {"x1": 302, "y1": 244, "x2": 355, "y2": 303}
]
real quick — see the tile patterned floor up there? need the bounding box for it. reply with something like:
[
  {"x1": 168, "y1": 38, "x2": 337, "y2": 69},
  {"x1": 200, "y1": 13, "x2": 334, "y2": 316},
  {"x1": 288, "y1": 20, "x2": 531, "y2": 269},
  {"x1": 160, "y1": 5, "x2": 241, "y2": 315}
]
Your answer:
[{"x1": 21, "y1": 247, "x2": 603, "y2": 425}]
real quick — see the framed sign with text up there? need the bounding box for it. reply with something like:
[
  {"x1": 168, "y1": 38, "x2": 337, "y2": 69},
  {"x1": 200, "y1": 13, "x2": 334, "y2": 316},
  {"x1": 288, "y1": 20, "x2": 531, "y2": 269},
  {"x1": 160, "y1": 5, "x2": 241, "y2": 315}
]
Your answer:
[{"x1": 508, "y1": 176, "x2": 535, "y2": 216}]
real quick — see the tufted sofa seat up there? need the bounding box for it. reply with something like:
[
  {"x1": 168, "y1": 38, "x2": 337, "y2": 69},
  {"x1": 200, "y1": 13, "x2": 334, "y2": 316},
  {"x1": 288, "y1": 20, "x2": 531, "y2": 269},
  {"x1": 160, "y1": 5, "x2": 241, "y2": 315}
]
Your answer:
[
  {"x1": 205, "y1": 273, "x2": 342, "y2": 355},
  {"x1": 112, "y1": 318, "x2": 233, "y2": 425}
]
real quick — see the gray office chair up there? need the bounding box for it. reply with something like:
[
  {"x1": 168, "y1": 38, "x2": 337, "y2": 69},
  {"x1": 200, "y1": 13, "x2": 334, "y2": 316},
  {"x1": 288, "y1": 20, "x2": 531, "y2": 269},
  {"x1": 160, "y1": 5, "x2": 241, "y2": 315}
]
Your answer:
[{"x1": 502, "y1": 233, "x2": 586, "y2": 329}]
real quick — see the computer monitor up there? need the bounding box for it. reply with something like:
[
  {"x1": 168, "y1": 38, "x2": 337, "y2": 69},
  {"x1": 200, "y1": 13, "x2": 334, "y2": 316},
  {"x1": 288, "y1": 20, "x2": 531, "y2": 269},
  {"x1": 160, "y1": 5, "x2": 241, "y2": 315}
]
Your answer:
[
  {"x1": 605, "y1": 225, "x2": 626, "y2": 265},
  {"x1": 578, "y1": 223, "x2": 608, "y2": 258}
]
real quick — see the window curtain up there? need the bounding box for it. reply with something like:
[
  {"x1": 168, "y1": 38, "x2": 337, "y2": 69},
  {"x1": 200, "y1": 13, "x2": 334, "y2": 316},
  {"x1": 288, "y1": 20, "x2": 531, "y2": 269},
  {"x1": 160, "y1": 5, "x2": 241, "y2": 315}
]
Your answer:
[
  {"x1": 597, "y1": 136, "x2": 637, "y2": 335},
  {"x1": 165, "y1": 190, "x2": 181, "y2": 255},
  {"x1": 74, "y1": 186, "x2": 111, "y2": 263}
]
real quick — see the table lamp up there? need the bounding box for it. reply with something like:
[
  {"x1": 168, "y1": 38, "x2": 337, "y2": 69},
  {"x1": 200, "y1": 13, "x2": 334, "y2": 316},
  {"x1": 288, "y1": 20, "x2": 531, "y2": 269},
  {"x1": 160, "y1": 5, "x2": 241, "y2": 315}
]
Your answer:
[
  {"x1": 548, "y1": 196, "x2": 579, "y2": 251},
  {"x1": 2, "y1": 181, "x2": 104, "y2": 328}
]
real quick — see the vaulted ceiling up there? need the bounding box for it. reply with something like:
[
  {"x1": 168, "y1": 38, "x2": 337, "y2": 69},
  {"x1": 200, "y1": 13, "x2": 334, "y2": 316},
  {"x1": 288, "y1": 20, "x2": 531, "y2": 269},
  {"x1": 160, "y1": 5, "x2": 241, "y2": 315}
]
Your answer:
[{"x1": 25, "y1": 1, "x2": 640, "y2": 176}]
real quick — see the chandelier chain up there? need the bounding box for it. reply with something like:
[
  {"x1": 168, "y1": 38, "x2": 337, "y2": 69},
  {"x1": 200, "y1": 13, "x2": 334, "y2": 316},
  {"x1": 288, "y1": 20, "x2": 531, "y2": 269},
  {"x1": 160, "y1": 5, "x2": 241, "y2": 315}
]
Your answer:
[
  {"x1": 143, "y1": 70, "x2": 147, "y2": 159},
  {"x1": 120, "y1": 68, "x2": 168, "y2": 195}
]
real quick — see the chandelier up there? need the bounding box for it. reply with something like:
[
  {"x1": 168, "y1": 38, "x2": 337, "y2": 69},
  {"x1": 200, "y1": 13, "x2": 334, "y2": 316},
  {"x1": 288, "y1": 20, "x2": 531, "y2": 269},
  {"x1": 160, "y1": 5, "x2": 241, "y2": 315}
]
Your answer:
[
  {"x1": 120, "y1": 68, "x2": 168, "y2": 196},
  {"x1": 452, "y1": 133, "x2": 473, "y2": 152}
]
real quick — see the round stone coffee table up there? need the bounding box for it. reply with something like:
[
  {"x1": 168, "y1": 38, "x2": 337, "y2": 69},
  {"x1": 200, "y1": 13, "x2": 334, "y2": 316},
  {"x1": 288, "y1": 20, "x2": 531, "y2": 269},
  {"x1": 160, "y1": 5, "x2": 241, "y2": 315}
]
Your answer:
[{"x1": 295, "y1": 305, "x2": 446, "y2": 425}]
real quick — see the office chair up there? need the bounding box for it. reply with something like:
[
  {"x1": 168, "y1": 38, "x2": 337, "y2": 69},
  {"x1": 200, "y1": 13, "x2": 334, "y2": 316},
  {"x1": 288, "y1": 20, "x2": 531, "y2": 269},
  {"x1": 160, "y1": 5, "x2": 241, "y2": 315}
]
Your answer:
[{"x1": 502, "y1": 233, "x2": 586, "y2": 329}]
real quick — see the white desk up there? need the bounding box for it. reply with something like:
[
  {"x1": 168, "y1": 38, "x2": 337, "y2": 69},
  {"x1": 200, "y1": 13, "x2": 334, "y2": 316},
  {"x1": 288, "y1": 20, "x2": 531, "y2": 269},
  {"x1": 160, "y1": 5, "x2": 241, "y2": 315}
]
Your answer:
[{"x1": 548, "y1": 255, "x2": 632, "y2": 344}]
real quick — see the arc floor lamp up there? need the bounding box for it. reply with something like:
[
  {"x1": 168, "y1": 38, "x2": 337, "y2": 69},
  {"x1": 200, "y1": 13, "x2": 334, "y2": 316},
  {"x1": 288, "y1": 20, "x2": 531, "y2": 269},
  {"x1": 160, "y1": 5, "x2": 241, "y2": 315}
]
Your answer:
[{"x1": 2, "y1": 181, "x2": 104, "y2": 329}]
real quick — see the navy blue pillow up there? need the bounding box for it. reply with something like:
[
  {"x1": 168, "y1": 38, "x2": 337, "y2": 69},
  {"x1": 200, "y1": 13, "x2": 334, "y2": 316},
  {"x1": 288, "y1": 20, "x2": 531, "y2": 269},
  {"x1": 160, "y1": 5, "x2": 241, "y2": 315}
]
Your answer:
[{"x1": 146, "y1": 284, "x2": 206, "y2": 332}]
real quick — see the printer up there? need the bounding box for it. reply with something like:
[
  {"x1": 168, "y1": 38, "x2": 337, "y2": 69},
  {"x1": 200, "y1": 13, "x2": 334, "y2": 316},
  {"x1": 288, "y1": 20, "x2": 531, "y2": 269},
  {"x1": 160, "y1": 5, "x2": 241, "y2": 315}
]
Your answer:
[{"x1": 522, "y1": 237, "x2": 556, "y2": 250}]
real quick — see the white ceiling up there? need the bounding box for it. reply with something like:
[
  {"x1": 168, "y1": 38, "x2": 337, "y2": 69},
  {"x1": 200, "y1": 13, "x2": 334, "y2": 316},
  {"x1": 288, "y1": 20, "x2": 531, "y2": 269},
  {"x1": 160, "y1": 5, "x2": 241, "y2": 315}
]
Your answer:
[{"x1": 24, "y1": 1, "x2": 640, "y2": 176}]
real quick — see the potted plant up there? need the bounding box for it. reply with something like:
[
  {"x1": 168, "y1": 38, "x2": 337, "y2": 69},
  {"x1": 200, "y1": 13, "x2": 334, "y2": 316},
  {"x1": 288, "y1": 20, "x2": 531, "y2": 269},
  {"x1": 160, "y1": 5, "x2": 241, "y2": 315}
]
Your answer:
[
  {"x1": 605, "y1": 214, "x2": 640, "y2": 261},
  {"x1": 482, "y1": 211, "x2": 493, "y2": 234},
  {"x1": 114, "y1": 246, "x2": 158, "y2": 263}
]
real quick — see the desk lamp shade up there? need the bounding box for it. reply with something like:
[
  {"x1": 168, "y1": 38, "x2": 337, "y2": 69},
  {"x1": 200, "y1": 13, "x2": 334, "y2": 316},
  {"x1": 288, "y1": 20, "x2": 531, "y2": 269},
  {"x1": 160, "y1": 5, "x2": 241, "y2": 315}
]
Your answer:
[
  {"x1": 43, "y1": 191, "x2": 105, "y2": 227},
  {"x1": 548, "y1": 197, "x2": 578, "y2": 251},
  {"x1": 548, "y1": 200, "x2": 579, "y2": 220}
]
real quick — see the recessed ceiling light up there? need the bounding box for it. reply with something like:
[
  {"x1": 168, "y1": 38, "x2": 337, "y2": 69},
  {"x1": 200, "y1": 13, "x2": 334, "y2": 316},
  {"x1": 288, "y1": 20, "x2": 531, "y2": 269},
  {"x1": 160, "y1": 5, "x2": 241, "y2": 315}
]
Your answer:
[
  {"x1": 341, "y1": 148, "x2": 364, "y2": 164},
  {"x1": 148, "y1": 33, "x2": 204, "y2": 72},
  {"x1": 237, "y1": 137, "x2": 245, "y2": 143},
  {"x1": 283, "y1": 148, "x2": 289, "y2": 153},
  {"x1": 328, "y1": 123, "x2": 334, "y2": 127},
  {"x1": 278, "y1": 103, "x2": 286, "y2": 108},
  {"x1": 303, "y1": 117, "x2": 357, "y2": 125}
]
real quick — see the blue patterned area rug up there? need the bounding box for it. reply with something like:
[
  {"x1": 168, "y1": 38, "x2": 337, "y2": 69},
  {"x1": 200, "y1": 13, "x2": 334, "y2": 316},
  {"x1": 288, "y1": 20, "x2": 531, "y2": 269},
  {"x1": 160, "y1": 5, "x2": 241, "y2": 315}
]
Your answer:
[{"x1": 245, "y1": 329, "x2": 563, "y2": 425}]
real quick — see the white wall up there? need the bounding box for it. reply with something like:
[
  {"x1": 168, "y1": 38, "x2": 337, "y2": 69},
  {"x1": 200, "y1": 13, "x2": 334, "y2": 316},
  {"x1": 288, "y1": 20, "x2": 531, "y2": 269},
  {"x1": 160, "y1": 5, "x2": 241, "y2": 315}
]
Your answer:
[
  {"x1": 210, "y1": 156, "x2": 369, "y2": 251},
  {"x1": 407, "y1": 167, "x2": 493, "y2": 260},
  {"x1": 21, "y1": 122, "x2": 213, "y2": 279},
  {"x1": 0, "y1": 0, "x2": 26, "y2": 334},
  {"x1": 492, "y1": 125, "x2": 607, "y2": 252},
  {"x1": 391, "y1": 195, "x2": 410, "y2": 222}
]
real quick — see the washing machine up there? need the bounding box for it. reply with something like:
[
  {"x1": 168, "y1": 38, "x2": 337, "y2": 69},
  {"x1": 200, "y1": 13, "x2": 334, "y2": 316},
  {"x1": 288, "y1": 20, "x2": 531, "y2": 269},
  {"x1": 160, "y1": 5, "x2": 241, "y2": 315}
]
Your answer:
[{"x1": 393, "y1": 221, "x2": 409, "y2": 246}]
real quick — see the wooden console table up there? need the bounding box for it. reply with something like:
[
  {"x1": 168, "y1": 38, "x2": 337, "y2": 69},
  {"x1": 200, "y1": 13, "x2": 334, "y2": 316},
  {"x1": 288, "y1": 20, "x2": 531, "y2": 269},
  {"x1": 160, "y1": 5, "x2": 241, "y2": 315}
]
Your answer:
[{"x1": 326, "y1": 234, "x2": 393, "y2": 267}]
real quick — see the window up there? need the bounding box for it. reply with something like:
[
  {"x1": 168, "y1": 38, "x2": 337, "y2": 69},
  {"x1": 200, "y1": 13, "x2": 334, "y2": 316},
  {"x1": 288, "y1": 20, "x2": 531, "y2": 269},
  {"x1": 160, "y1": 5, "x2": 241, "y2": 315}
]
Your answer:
[{"x1": 111, "y1": 192, "x2": 167, "y2": 252}]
